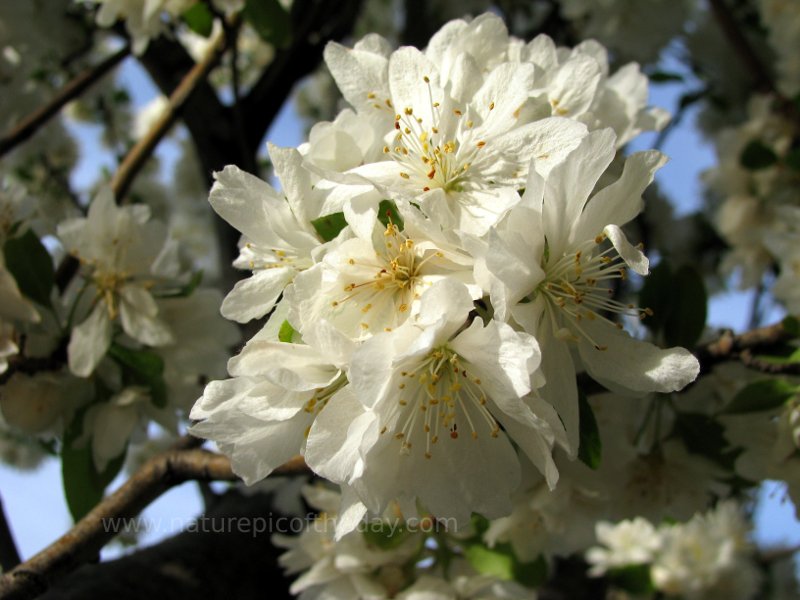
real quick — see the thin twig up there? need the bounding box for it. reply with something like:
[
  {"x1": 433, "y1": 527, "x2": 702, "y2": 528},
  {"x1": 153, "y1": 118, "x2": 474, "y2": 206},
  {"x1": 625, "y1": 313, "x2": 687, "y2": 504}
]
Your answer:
[
  {"x1": 0, "y1": 446, "x2": 307, "y2": 600},
  {"x1": 0, "y1": 494, "x2": 21, "y2": 572},
  {"x1": 747, "y1": 279, "x2": 765, "y2": 331},
  {"x1": 0, "y1": 45, "x2": 130, "y2": 158},
  {"x1": 111, "y1": 28, "x2": 227, "y2": 200},
  {"x1": 695, "y1": 320, "x2": 796, "y2": 374}
]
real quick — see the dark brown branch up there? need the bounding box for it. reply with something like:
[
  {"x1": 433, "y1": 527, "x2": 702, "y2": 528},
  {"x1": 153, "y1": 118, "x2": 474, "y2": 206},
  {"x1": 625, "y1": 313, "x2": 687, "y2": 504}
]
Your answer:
[
  {"x1": 37, "y1": 490, "x2": 294, "y2": 600},
  {"x1": 0, "y1": 444, "x2": 307, "y2": 600},
  {"x1": 739, "y1": 348, "x2": 800, "y2": 375},
  {"x1": 138, "y1": 34, "x2": 236, "y2": 183},
  {"x1": 241, "y1": 0, "x2": 363, "y2": 156},
  {"x1": 0, "y1": 495, "x2": 21, "y2": 572},
  {"x1": 694, "y1": 320, "x2": 797, "y2": 374},
  {"x1": 111, "y1": 30, "x2": 227, "y2": 200},
  {"x1": 0, "y1": 45, "x2": 130, "y2": 158}
]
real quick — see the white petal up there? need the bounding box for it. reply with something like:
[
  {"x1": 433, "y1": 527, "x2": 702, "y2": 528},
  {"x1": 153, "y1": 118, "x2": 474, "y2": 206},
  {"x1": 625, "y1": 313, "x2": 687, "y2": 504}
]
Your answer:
[
  {"x1": 191, "y1": 377, "x2": 252, "y2": 420},
  {"x1": 68, "y1": 302, "x2": 112, "y2": 377},
  {"x1": 305, "y1": 387, "x2": 376, "y2": 483},
  {"x1": 573, "y1": 150, "x2": 667, "y2": 242},
  {"x1": 191, "y1": 411, "x2": 310, "y2": 485},
  {"x1": 119, "y1": 286, "x2": 174, "y2": 346},
  {"x1": 495, "y1": 409, "x2": 559, "y2": 489},
  {"x1": 324, "y1": 41, "x2": 390, "y2": 112},
  {"x1": 268, "y1": 144, "x2": 318, "y2": 228},
  {"x1": 604, "y1": 224, "x2": 649, "y2": 275},
  {"x1": 221, "y1": 267, "x2": 295, "y2": 323},
  {"x1": 388, "y1": 47, "x2": 442, "y2": 130},
  {"x1": 578, "y1": 319, "x2": 700, "y2": 394},
  {"x1": 209, "y1": 165, "x2": 281, "y2": 246},
  {"x1": 333, "y1": 486, "x2": 369, "y2": 540},
  {"x1": 416, "y1": 278, "x2": 474, "y2": 328},
  {"x1": 503, "y1": 117, "x2": 588, "y2": 178},
  {"x1": 541, "y1": 129, "x2": 616, "y2": 258},
  {"x1": 538, "y1": 326, "x2": 580, "y2": 455},
  {"x1": 90, "y1": 403, "x2": 139, "y2": 472},
  {"x1": 451, "y1": 320, "x2": 538, "y2": 401},
  {"x1": 549, "y1": 54, "x2": 602, "y2": 116}
]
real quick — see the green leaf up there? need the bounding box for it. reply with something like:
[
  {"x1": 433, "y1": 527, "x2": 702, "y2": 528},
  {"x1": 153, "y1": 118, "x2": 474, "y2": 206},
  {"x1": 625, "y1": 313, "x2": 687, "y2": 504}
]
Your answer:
[
  {"x1": 740, "y1": 140, "x2": 778, "y2": 170},
  {"x1": 638, "y1": 261, "x2": 672, "y2": 335},
  {"x1": 311, "y1": 212, "x2": 348, "y2": 242},
  {"x1": 179, "y1": 270, "x2": 204, "y2": 297},
  {"x1": 111, "y1": 88, "x2": 131, "y2": 105},
  {"x1": 663, "y1": 265, "x2": 707, "y2": 348},
  {"x1": 783, "y1": 316, "x2": 800, "y2": 337},
  {"x1": 243, "y1": 0, "x2": 291, "y2": 47},
  {"x1": 724, "y1": 379, "x2": 799, "y2": 414},
  {"x1": 673, "y1": 412, "x2": 735, "y2": 469},
  {"x1": 513, "y1": 554, "x2": 548, "y2": 588},
  {"x1": 108, "y1": 344, "x2": 168, "y2": 408},
  {"x1": 785, "y1": 148, "x2": 800, "y2": 171},
  {"x1": 464, "y1": 542, "x2": 547, "y2": 588},
  {"x1": 607, "y1": 564, "x2": 654, "y2": 595},
  {"x1": 183, "y1": 3, "x2": 214, "y2": 36},
  {"x1": 753, "y1": 345, "x2": 800, "y2": 365},
  {"x1": 377, "y1": 200, "x2": 404, "y2": 230},
  {"x1": 157, "y1": 270, "x2": 204, "y2": 299},
  {"x1": 464, "y1": 543, "x2": 515, "y2": 580},
  {"x1": 4, "y1": 228, "x2": 54, "y2": 307},
  {"x1": 470, "y1": 513, "x2": 491, "y2": 537},
  {"x1": 278, "y1": 319, "x2": 296, "y2": 343},
  {"x1": 649, "y1": 71, "x2": 684, "y2": 83},
  {"x1": 62, "y1": 410, "x2": 126, "y2": 521},
  {"x1": 362, "y1": 521, "x2": 410, "y2": 550},
  {"x1": 578, "y1": 391, "x2": 602, "y2": 470}
]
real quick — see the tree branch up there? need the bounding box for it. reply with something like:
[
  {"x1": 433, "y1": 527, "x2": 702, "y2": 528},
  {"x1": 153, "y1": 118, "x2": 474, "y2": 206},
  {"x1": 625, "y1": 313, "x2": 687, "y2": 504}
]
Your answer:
[
  {"x1": 111, "y1": 30, "x2": 228, "y2": 200},
  {"x1": 0, "y1": 45, "x2": 130, "y2": 158},
  {"x1": 0, "y1": 494, "x2": 21, "y2": 572},
  {"x1": 695, "y1": 320, "x2": 797, "y2": 374},
  {"x1": 241, "y1": 0, "x2": 363, "y2": 155},
  {"x1": 138, "y1": 32, "x2": 236, "y2": 182},
  {"x1": 0, "y1": 442, "x2": 307, "y2": 600},
  {"x1": 37, "y1": 491, "x2": 295, "y2": 600}
]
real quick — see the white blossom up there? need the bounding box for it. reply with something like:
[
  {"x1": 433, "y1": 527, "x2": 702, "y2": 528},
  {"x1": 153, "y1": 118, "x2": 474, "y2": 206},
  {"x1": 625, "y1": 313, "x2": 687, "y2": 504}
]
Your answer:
[
  {"x1": 208, "y1": 146, "x2": 339, "y2": 323},
  {"x1": 586, "y1": 517, "x2": 662, "y2": 576},
  {"x1": 479, "y1": 130, "x2": 698, "y2": 452},
  {"x1": 311, "y1": 279, "x2": 564, "y2": 533},
  {"x1": 58, "y1": 187, "x2": 179, "y2": 377}
]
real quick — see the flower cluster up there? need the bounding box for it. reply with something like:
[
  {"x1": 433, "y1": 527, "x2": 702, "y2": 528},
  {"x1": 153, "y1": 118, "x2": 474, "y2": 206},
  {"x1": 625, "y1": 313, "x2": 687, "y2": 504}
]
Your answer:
[
  {"x1": 758, "y1": 0, "x2": 800, "y2": 97},
  {"x1": 0, "y1": 185, "x2": 237, "y2": 476},
  {"x1": 191, "y1": 12, "x2": 699, "y2": 538},
  {"x1": 274, "y1": 484, "x2": 536, "y2": 600},
  {"x1": 705, "y1": 94, "x2": 800, "y2": 312},
  {"x1": 85, "y1": 0, "x2": 244, "y2": 54},
  {"x1": 587, "y1": 501, "x2": 761, "y2": 600}
]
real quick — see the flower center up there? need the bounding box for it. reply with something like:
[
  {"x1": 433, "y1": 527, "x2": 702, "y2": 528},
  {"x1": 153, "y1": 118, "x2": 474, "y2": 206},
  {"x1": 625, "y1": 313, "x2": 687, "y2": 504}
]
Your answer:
[
  {"x1": 92, "y1": 269, "x2": 129, "y2": 319},
  {"x1": 331, "y1": 223, "x2": 441, "y2": 331},
  {"x1": 371, "y1": 78, "x2": 490, "y2": 193},
  {"x1": 381, "y1": 345, "x2": 500, "y2": 459},
  {"x1": 536, "y1": 235, "x2": 652, "y2": 350}
]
